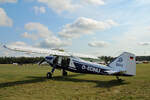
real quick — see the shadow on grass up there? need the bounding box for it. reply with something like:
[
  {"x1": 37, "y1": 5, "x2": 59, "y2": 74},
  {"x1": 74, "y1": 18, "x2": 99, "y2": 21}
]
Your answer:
[
  {"x1": 0, "y1": 74, "x2": 129, "y2": 89},
  {"x1": 51, "y1": 76, "x2": 129, "y2": 88},
  {"x1": 0, "y1": 74, "x2": 84, "y2": 88}
]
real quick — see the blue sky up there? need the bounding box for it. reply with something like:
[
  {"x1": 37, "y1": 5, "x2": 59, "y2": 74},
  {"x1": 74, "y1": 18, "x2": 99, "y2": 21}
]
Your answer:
[{"x1": 0, "y1": 0, "x2": 150, "y2": 57}]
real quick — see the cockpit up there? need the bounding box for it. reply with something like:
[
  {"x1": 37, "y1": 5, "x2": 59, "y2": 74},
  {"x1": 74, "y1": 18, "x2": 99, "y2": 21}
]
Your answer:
[{"x1": 53, "y1": 56, "x2": 70, "y2": 68}]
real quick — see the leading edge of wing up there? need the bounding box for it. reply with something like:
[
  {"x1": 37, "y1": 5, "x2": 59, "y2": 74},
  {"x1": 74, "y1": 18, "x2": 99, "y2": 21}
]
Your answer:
[
  {"x1": 3, "y1": 44, "x2": 98, "y2": 59},
  {"x1": 3, "y1": 45, "x2": 70, "y2": 56}
]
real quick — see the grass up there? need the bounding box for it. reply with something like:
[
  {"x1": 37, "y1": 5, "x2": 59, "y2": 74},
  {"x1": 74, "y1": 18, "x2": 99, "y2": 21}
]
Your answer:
[{"x1": 0, "y1": 64, "x2": 150, "y2": 100}]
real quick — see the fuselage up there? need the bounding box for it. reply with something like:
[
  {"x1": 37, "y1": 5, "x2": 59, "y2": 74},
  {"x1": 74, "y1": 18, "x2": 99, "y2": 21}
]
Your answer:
[{"x1": 45, "y1": 55, "x2": 126, "y2": 76}]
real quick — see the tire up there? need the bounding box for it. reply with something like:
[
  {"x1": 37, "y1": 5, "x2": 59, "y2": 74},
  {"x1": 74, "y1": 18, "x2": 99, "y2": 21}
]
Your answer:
[
  {"x1": 47, "y1": 72, "x2": 52, "y2": 79},
  {"x1": 63, "y1": 71, "x2": 67, "y2": 76}
]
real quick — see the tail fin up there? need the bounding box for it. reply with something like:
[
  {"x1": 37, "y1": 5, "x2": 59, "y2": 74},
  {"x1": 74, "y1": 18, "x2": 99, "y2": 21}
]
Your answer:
[{"x1": 108, "y1": 52, "x2": 136, "y2": 76}]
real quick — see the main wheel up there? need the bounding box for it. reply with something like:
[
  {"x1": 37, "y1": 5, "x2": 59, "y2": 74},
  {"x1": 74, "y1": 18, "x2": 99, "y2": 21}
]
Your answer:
[
  {"x1": 62, "y1": 71, "x2": 68, "y2": 76},
  {"x1": 47, "y1": 72, "x2": 52, "y2": 79},
  {"x1": 116, "y1": 76, "x2": 124, "y2": 82}
]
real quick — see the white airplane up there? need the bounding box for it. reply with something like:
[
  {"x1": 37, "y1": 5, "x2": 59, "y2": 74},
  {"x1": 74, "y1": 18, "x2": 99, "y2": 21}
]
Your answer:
[{"x1": 3, "y1": 45, "x2": 136, "y2": 81}]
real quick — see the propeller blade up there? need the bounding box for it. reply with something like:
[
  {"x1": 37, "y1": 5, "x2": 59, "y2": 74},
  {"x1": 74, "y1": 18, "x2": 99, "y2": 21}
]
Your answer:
[{"x1": 38, "y1": 59, "x2": 46, "y2": 65}]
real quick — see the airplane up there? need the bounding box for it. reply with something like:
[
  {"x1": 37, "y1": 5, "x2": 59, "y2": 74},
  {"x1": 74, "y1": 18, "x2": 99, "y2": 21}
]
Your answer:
[{"x1": 3, "y1": 45, "x2": 136, "y2": 81}]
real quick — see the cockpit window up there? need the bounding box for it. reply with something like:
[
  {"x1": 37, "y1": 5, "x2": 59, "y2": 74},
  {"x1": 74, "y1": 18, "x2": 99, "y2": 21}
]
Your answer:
[{"x1": 61, "y1": 57, "x2": 70, "y2": 67}]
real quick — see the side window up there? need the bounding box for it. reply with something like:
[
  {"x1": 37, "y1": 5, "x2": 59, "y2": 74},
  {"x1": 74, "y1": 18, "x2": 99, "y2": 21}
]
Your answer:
[
  {"x1": 67, "y1": 58, "x2": 70, "y2": 66},
  {"x1": 58, "y1": 57, "x2": 62, "y2": 65},
  {"x1": 61, "y1": 57, "x2": 70, "y2": 67},
  {"x1": 53, "y1": 56, "x2": 58, "y2": 65}
]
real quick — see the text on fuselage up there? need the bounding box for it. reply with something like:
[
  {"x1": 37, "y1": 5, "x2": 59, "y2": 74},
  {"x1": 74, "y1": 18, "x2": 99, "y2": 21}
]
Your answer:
[{"x1": 82, "y1": 65, "x2": 101, "y2": 73}]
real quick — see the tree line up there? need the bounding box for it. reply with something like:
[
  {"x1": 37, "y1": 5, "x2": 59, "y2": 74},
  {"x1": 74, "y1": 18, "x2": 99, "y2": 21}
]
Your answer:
[
  {"x1": 100, "y1": 56, "x2": 150, "y2": 63},
  {"x1": 136, "y1": 56, "x2": 150, "y2": 61},
  {"x1": 0, "y1": 57, "x2": 44, "y2": 64}
]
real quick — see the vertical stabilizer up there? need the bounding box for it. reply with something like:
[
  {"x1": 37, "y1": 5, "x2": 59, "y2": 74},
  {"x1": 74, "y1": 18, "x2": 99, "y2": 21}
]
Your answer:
[{"x1": 109, "y1": 52, "x2": 136, "y2": 76}]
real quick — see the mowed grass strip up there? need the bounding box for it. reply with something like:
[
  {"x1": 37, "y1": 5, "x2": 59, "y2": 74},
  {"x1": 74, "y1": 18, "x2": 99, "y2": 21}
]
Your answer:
[{"x1": 0, "y1": 64, "x2": 150, "y2": 100}]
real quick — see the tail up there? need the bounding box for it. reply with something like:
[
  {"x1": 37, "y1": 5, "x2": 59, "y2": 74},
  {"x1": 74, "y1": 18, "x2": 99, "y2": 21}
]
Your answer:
[{"x1": 108, "y1": 52, "x2": 136, "y2": 76}]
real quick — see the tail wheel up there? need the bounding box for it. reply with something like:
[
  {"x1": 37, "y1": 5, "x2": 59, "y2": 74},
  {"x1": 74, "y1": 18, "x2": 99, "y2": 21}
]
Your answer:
[
  {"x1": 47, "y1": 72, "x2": 52, "y2": 79},
  {"x1": 116, "y1": 76, "x2": 124, "y2": 82}
]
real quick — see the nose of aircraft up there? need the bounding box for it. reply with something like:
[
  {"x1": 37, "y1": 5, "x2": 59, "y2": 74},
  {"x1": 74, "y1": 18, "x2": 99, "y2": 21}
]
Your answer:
[{"x1": 39, "y1": 56, "x2": 53, "y2": 65}]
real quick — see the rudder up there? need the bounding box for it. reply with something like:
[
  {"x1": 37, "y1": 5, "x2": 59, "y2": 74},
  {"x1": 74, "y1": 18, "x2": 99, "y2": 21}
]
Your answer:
[{"x1": 108, "y1": 52, "x2": 136, "y2": 76}]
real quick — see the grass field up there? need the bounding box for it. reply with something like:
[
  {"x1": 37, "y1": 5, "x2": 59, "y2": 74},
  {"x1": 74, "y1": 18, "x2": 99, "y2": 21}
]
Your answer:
[{"x1": 0, "y1": 64, "x2": 150, "y2": 100}]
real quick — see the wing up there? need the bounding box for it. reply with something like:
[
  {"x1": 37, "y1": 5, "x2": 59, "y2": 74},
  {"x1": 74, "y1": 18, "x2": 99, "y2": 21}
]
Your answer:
[
  {"x1": 3, "y1": 45, "x2": 98, "y2": 59},
  {"x1": 3, "y1": 45, "x2": 69, "y2": 56},
  {"x1": 70, "y1": 52, "x2": 98, "y2": 59}
]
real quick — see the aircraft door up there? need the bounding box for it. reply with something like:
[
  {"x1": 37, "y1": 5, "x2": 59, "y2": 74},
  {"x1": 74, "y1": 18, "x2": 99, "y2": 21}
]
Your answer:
[
  {"x1": 57, "y1": 56, "x2": 62, "y2": 66},
  {"x1": 61, "y1": 57, "x2": 70, "y2": 68}
]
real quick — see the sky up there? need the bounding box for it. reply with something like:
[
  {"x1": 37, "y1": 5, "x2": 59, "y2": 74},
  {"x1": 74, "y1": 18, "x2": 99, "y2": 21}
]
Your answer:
[{"x1": 0, "y1": 0, "x2": 150, "y2": 57}]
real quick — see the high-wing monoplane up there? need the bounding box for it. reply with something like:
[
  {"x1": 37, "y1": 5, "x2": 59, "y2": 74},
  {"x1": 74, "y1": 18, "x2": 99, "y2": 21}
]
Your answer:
[{"x1": 3, "y1": 45, "x2": 136, "y2": 81}]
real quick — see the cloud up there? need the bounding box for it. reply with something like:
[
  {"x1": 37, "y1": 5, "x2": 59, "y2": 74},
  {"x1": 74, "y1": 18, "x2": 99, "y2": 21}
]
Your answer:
[
  {"x1": 135, "y1": 0, "x2": 150, "y2": 5},
  {"x1": 37, "y1": 0, "x2": 79, "y2": 13},
  {"x1": 88, "y1": 41, "x2": 109, "y2": 48},
  {"x1": 9, "y1": 41, "x2": 28, "y2": 46},
  {"x1": 24, "y1": 22, "x2": 53, "y2": 39},
  {"x1": 33, "y1": 6, "x2": 46, "y2": 14},
  {"x1": 36, "y1": 0, "x2": 105, "y2": 13},
  {"x1": 138, "y1": 42, "x2": 150, "y2": 46},
  {"x1": 104, "y1": 25, "x2": 150, "y2": 56},
  {"x1": 59, "y1": 17, "x2": 118, "y2": 39},
  {"x1": 0, "y1": 8, "x2": 13, "y2": 27},
  {"x1": 24, "y1": 0, "x2": 34, "y2": 2},
  {"x1": 86, "y1": 25, "x2": 150, "y2": 56},
  {"x1": 0, "y1": 0, "x2": 17, "y2": 3},
  {"x1": 22, "y1": 32, "x2": 38, "y2": 40},
  {"x1": 82, "y1": 0, "x2": 105, "y2": 5},
  {"x1": 36, "y1": 38, "x2": 70, "y2": 48},
  {"x1": 22, "y1": 22, "x2": 70, "y2": 48}
]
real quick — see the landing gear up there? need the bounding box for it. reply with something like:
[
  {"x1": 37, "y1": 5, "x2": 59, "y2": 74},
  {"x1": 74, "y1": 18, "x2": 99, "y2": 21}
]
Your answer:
[
  {"x1": 47, "y1": 72, "x2": 52, "y2": 79},
  {"x1": 62, "y1": 69, "x2": 68, "y2": 76},
  {"x1": 46, "y1": 65, "x2": 56, "y2": 79},
  {"x1": 116, "y1": 76, "x2": 123, "y2": 82}
]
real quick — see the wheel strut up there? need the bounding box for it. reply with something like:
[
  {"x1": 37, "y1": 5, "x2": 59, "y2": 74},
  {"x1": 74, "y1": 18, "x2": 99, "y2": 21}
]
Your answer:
[
  {"x1": 46, "y1": 65, "x2": 56, "y2": 79},
  {"x1": 62, "y1": 69, "x2": 68, "y2": 76},
  {"x1": 116, "y1": 76, "x2": 123, "y2": 82}
]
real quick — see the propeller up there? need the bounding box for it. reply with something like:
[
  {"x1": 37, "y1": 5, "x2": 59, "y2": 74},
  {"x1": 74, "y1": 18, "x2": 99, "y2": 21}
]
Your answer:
[{"x1": 38, "y1": 58, "x2": 46, "y2": 65}]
